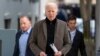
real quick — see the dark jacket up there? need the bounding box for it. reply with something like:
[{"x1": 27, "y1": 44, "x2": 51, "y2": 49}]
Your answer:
[
  {"x1": 13, "y1": 29, "x2": 34, "y2": 56},
  {"x1": 56, "y1": 9, "x2": 68, "y2": 22},
  {"x1": 66, "y1": 30, "x2": 87, "y2": 56}
]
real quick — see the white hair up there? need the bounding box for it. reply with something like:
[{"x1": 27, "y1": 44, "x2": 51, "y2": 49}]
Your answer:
[{"x1": 45, "y1": 2, "x2": 58, "y2": 12}]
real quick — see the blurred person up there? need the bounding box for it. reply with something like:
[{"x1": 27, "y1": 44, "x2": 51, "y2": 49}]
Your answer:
[
  {"x1": 56, "y1": 0, "x2": 68, "y2": 22},
  {"x1": 29, "y1": 2, "x2": 71, "y2": 56},
  {"x1": 56, "y1": 9, "x2": 68, "y2": 22},
  {"x1": 66, "y1": 15, "x2": 87, "y2": 56},
  {"x1": 13, "y1": 16, "x2": 34, "y2": 56}
]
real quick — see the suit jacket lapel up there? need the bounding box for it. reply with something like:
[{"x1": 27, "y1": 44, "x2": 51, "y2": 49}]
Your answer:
[
  {"x1": 54, "y1": 19, "x2": 60, "y2": 43},
  {"x1": 43, "y1": 20, "x2": 47, "y2": 41},
  {"x1": 25, "y1": 29, "x2": 32, "y2": 54},
  {"x1": 17, "y1": 31, "x2": 22, "y2": 42},
  {"x1": 27, "y1": 29, "x2": 32, "y2": 45},
  {"x1": 42, "y1": 19, "x2": 60, "y2": 42},
  {"x1": 73, "y1": 30, "x2": 78, "y2": 42}
]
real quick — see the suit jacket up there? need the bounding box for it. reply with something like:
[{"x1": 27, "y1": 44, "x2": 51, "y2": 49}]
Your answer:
[
  {"x1": 13, "y1": 29, "x2": 34, "y2": 56},
  {"x1": 66, "y1": 30, "x2": 87, "y2": 56},
  {"x1": 29, "y1": 19, "x2": 71, "y2": 56}
]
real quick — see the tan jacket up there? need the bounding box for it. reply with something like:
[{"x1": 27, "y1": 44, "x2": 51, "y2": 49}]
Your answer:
[{"x1": 29, "y1": 19, "x2": 71, "y2": 56}]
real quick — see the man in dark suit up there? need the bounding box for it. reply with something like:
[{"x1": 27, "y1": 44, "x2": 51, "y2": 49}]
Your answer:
[
  {"x1": 66, "y1": 15, "x2": 87, "y2": 56},
  {"x1": 13, "y1": 16, "x2": 34, "y2": 56},
  {"x1": 29, "y1": 2, "x2": 71, "y2": 56}
]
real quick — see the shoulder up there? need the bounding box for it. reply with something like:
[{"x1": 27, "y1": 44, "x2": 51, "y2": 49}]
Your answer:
[
  {"x1": 57, "y1": 19, "x2": 66, "y2": 23},
  {"x1": 15, "y1": 30, "x2": 22, "y2": 39},
  {"x1": 57, "y1": 19, "x2": 68, "y2": 30},
  {"x1": 16, "y1": 30, "x2": 22, "y2": 36},
  {"x1": 16, "y1": 30, "x2": 21, "y2": 35},
  {"x1": 34, "y1": 19, "x2": 45, "y2": 26},
  {"x1": 76, "y1": 29, "x2": 83, "y2": 37},
  {"x1": 32, "y1": 19, "x2": 45, "y2": 30},
  {"x1": 76, "y1": 29, "x2": 82, "y2": 33},
  {"x1": 57, "y1": 19, "x2": 66, "y2": 25}
]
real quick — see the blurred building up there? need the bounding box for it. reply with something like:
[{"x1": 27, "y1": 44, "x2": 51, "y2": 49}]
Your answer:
[
  {"x1": 46, "y1": 0, "x2": 96, "y2": 19},
  {"x1": 0, "y1": 0, "x2": 96, "y2": 56},
  {"x1": 0, "y1": 0, "x2": 40, "y2": 56},
  {"x1": 0, "y1": 0, "x2": 40, "y2": 30},
  {"x1": 0, "y1": 0, "x2": 96, "y2": 30}
]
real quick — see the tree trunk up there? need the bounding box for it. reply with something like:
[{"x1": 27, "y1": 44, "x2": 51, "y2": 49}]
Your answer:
[
  {"x1": 80, "y1": 0, "x2": 92, "y2": 39},
  {"x1": 80, "y1": 0, "x2": 94, "y2": 56}
]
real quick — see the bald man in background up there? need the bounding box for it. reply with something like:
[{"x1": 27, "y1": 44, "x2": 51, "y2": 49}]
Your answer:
[{"x1": 29, "y1": 2, "x2": 71, "y2": 56}]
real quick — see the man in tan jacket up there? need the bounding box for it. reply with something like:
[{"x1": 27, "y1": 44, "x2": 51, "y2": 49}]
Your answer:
[{"x1": 29, "y1": 2, "x2": 71, "y2": 56}]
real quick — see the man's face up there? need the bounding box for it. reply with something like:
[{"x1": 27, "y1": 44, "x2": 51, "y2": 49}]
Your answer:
[
  {"x1": 45, "y1": 5, "x2": 58, "y2": 21},
  {"x1": 20, "y1": 16, "x2": 31, "y2": 32},
  {"x1": 67, "y1": 20, "x2": 76, "y2": 30}
]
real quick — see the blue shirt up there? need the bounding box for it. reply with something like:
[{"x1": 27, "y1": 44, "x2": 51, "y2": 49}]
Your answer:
[{"x1": 19, "y1": 27, "x2": 32, "y2": 56}]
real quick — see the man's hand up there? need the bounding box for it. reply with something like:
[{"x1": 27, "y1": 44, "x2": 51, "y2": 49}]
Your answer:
[
  {"x1": 54, "y1": 51, "x2": 62, "y2": 56},
  {"x1": 40, "y1": 51, "x2": 47, "y2": 56}
]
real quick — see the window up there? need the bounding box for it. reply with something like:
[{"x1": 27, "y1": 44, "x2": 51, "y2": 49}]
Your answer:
[
  {"x1": 4, "y1": 19, "x2": 11, "y2": 29},
  {"x1": 29, "y1": 0, "x2": 38, "y2": 3}
]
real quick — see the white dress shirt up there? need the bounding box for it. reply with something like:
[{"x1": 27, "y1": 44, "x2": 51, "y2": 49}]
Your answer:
[{"x1": 69, "y1": 29, "x2": 76, "y2": 43}]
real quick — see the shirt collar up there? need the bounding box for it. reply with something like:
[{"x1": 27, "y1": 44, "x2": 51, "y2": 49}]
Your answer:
[
  {"x1": 22, "y1": 27, "x2": 32, "y2": 34},
  {"x1": 70, "y1": 29, "x2": 76, "y2": 34},
  {"x1": 68, "y1": 28, "x2": 76, "y2": 33},
  {"x1": 27, "y1": 27, "x2": 32, "y2": 34},
  {"x1": 45, "y1": 17, "x2": 57, "y2": 24}
]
